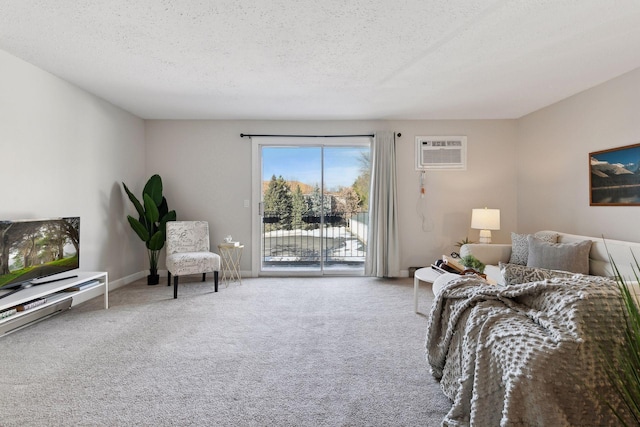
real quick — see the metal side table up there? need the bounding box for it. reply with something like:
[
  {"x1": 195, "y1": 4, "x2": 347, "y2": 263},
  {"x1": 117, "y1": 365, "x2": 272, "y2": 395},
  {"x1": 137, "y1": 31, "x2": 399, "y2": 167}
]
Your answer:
[{"x1": 218, "y1": 242, "x2": 244, "y2": 286}]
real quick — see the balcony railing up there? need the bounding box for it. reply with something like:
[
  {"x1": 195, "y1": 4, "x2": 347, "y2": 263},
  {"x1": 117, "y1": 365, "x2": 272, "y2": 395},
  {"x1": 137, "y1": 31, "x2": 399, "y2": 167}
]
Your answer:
[{"x1": 262, "y1": 211, "x2": 368, "y2": 269}]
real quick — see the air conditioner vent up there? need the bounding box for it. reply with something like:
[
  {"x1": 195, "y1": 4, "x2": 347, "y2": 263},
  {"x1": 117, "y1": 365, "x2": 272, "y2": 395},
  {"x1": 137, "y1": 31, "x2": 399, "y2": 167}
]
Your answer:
[{"x1": 415, "y1": 136, "x2": 467, "y2": 170}]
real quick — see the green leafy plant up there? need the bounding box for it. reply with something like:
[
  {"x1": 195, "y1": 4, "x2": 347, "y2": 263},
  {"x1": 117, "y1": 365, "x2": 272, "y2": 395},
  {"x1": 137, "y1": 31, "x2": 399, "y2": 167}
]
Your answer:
[
  {"x1": 455, "y1": 237, "x2": 475, "y2": 248},
  {"x1": 606, "y1": 251, "x2": 640, "y2": 425},
  {"x1": 123, "y1": 174, "x2": 176, "y2": 285},
  {"x1": 460, "y1": 254, "x2": 485, "y2": 274}
]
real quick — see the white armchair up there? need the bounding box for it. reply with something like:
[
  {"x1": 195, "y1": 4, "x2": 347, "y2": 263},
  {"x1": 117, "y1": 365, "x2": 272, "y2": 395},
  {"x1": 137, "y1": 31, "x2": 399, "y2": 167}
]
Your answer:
[{"x1": 166, "y1": 221, "x2": 221, "y2": 299}]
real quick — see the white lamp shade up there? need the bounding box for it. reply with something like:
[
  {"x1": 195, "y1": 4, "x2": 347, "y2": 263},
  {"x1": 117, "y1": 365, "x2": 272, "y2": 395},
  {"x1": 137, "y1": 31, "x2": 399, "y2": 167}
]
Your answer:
[{"x1": 471, "y1": 208, "x2": 500, "y2": 230}]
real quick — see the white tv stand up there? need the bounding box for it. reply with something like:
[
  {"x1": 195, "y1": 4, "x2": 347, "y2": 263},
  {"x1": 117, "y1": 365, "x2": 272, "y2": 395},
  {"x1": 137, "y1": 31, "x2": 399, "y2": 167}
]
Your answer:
[{"x1": 0, "y1": 271, "x2": 108, "y2": 336}]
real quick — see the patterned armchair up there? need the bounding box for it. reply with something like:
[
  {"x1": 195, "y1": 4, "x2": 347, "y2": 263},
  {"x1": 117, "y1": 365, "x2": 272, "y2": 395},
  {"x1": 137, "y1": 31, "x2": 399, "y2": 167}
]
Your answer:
[{"x1": 166, "y1": 221, "x2": 221, "y2": 299}]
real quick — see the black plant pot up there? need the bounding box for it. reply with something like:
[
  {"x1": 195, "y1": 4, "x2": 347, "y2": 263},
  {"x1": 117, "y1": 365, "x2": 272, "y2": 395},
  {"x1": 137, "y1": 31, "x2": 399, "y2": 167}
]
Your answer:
[{"x1": 147, "y1": 274, "x2": 160, "y2": 286}]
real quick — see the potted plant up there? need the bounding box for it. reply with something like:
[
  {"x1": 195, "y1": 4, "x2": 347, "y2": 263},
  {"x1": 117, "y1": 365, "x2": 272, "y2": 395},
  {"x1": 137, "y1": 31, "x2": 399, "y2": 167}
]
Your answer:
[
  {"x1": 460, "y1": 254, "x2": 485, "y2": 274},
  {"x1": 123, "y1": 174, "x2": 176, "y2": 285},
  {"x1": 606, "y1": 254, "x2": 640, "y2": 425},
  {"x1": 455, "y1": 237, "x2": 475, "y2": 248}
]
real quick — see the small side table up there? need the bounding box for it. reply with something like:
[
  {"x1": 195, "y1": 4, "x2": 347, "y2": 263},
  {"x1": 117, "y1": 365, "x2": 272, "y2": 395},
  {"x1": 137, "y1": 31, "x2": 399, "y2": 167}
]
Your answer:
[
  {"x1": 413, "y1": 267, "x2": 441, "y2": 313},
  {"x1": 218, "y1": 243, "x2": 244, "y2": 286}
]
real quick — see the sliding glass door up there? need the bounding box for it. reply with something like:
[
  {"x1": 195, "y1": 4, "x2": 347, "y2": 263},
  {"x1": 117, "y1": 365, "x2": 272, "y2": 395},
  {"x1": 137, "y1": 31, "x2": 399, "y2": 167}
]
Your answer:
[{"x1": 251, "y1": 138, "x2": 371, "y2": 276}]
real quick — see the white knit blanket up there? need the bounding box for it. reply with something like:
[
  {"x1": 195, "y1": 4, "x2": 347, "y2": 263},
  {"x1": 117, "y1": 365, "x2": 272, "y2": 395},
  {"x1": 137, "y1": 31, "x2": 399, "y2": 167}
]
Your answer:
[{"x1": 426, "y1": 274, "x2": 628, "y2": 426}]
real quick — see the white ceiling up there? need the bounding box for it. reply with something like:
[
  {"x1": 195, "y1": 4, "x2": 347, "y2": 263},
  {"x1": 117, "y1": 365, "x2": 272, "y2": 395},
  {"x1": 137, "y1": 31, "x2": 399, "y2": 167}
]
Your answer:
[{"x1": 1, "y1": 1, "x2": 640, "y2": 120}]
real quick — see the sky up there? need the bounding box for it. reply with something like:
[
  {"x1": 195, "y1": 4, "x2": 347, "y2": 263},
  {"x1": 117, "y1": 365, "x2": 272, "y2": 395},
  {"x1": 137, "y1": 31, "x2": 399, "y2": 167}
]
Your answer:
[
  {"x1": 592, "y1": 144, "x2": 640, "y2": 166},
  {"x1": 262, "y1": 146, "x2": 369, "y2": 191}
]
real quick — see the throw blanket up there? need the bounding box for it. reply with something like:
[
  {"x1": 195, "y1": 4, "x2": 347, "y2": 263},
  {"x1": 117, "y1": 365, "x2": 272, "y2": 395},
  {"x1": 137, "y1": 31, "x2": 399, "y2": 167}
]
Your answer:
[{"x1": 426, "y1": 274, "x2": 629, "y2": 426}]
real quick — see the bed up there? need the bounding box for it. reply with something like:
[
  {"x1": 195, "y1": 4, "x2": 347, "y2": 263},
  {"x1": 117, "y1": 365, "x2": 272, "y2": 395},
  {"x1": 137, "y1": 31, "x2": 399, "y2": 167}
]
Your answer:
[{"x1": 425, "y1": 272, "x2": 631, "y2": 426}]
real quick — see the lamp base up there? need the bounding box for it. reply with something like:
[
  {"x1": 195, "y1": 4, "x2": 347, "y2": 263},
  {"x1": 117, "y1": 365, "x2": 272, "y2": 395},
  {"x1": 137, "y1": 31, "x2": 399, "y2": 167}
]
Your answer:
[{"x1": 478, "y1": 229, "x2": 492, "y2": 244}]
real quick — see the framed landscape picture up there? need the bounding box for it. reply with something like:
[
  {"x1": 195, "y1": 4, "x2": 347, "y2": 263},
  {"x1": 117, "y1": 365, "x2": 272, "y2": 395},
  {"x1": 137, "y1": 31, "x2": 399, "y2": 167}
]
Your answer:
[{"x1": 590, "y1": 143, "x2": 640, "y2": 206}]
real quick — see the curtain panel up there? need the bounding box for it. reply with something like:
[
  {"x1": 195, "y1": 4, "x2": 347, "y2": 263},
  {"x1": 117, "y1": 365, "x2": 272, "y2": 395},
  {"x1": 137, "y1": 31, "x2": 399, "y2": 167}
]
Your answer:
[{"x1": 365, "y1": 131, "x2": 400, "y2": 277}]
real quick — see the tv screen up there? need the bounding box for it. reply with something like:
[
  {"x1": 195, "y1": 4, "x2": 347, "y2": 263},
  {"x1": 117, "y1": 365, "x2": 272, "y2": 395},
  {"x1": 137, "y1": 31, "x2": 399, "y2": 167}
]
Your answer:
[{"x1": 0, "y1": 217, "x2": 80, "y2": 290}]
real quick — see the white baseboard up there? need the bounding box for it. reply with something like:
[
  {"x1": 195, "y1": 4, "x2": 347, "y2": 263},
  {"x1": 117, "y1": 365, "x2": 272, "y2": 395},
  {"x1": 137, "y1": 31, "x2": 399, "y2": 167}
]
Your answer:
[
  {"x1": 114, "y1": 269, "x2": 410, "y2": 283},
  {"x1": 109, "y1": 271, "x2": 146, "y2": 291}
]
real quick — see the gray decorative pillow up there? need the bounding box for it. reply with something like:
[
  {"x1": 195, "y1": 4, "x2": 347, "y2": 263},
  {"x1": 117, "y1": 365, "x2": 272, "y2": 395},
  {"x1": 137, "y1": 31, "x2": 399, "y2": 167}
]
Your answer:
[
  {"x1": 526, "y1": 236, "x2": 592, "y2": 274},
  {"x1": 499, "y1": 262, "x2": 574, "y2": 286},
  {"x1": 508, "y1": 231, "x2": 558, "y2": 265}
]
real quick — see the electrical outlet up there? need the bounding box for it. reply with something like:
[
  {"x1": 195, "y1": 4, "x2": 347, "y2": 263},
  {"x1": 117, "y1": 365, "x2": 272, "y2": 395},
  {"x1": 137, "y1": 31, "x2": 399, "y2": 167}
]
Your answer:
[{"x1": 244, "y1": 200, "x2": 250, "y2": 208}]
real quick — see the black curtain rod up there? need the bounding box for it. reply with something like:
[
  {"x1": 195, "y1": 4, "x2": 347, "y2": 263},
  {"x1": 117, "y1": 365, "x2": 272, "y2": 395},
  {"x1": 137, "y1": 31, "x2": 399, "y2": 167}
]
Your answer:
[{"x1": 240, "y1": 133, "x2": 374, "y2": 138}]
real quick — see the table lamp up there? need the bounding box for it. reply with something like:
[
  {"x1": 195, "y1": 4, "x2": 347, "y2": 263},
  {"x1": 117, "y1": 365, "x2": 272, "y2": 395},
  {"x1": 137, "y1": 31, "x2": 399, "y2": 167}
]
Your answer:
[{"x1": 471, "y1": 208, "x2": 500, "y2": 244}]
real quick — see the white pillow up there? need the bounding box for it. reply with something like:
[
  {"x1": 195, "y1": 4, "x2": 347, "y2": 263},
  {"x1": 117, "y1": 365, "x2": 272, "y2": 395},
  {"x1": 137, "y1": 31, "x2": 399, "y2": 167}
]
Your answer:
[
  {"x1": 509, "y1": 231, "x2": 558, "y2": 265},
  {"x1": 526, "y1": 236, "x2": 592, "y2": 274},
  {"x1": 499, "y1": 262, "x2": 574, "y2": 286}
]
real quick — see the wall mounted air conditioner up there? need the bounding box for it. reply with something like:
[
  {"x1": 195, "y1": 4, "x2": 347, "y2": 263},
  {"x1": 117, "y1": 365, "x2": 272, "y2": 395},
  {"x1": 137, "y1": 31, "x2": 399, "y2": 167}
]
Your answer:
[{"x1": 415, "y1": 136, "x2": 467, "y2": 170}]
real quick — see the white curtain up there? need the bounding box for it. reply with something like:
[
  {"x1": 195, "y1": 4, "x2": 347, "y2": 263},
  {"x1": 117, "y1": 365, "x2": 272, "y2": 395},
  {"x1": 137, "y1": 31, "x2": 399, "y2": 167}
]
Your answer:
[{"x1": 365, "y1": 131, "x2": 400, "y2": 277}]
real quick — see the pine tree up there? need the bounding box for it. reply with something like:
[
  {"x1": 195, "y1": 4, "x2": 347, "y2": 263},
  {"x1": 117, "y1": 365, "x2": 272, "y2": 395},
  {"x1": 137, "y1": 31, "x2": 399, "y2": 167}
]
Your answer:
[
  {"x1": 309, "y1": 184, "x2": 322, "y2": 216},
  {"x1": 291, "y1": 185, "x2": 307, "y2": 231},
  {"x1": 263, "y1": 175, "x2": 293, "y2": 230}
]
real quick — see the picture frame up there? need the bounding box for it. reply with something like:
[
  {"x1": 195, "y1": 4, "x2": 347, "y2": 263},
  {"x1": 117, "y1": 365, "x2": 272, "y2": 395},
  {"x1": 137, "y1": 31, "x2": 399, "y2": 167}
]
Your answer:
[{"x1": 590, "y1": 143, "x2": 640, "y2": 206}]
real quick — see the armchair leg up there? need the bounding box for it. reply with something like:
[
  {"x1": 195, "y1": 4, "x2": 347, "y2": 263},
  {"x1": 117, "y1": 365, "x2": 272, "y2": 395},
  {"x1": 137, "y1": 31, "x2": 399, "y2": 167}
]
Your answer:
[
  {"x1": 168, "y1": 272, "x2": 171, "y2": 286},
  {"x1": 170, "y1": 272, "x2": 217, "y2": 298}
]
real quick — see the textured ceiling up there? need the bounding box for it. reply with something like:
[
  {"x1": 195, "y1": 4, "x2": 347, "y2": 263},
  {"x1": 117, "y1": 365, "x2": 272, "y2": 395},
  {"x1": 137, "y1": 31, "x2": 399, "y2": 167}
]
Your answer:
[{"x1": 1, "y1": 1, "x2": 640, "y2": 120}]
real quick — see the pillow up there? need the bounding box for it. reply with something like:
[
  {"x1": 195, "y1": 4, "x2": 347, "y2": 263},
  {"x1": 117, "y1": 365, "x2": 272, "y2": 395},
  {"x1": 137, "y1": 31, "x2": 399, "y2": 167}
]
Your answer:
[
  {"x1": 499, "y1": 262, "x2": 574, "y2": 286},
  {"x1": 509, "y1": 231, "x2": 558, "y2": 265},
  {"x1": 526, "y1": 235, "x2": 592, "y2": 274}
]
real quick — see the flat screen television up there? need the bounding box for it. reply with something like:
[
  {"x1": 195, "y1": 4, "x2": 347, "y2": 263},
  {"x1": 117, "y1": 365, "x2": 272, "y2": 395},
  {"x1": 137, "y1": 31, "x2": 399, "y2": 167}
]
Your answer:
[{"x1": 0, "y1": 217, "x2": 80, "y2": 290}]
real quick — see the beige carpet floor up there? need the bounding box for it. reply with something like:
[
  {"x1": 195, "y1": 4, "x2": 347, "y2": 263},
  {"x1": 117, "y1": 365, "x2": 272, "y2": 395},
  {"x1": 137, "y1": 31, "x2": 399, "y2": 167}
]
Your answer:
[{"x1": 0, "y1": 275, "x2": 451, "y2": 426}]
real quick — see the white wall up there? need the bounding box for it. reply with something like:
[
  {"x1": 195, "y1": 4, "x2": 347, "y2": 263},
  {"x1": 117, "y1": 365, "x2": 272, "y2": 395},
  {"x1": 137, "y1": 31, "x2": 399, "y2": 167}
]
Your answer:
[
  {"x1": 7, "y1": 43, "x2": 637, "y2": 281},
  {"x1": 517, "y1": 67, "x2": 640, "y2": 242},
  {"x1": 0, "y1": 45, "x2": 518, "y2": 282},
  {"x1": 146, "y1": 119, "x2": 517, "y2": 275},
  {"x1": 0, "y1": 50, "x2": 147, "y2": 285}
]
